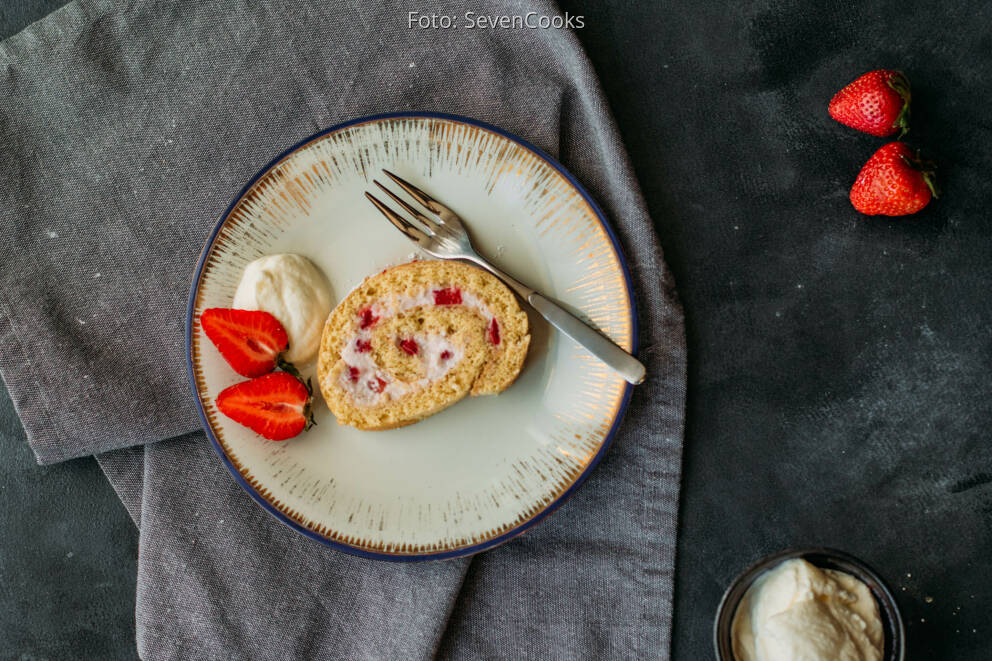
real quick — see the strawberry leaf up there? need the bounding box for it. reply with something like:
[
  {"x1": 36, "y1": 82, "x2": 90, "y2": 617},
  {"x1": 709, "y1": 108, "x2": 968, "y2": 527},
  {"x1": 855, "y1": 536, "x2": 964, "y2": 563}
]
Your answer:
[{"x1": 886, "y1": 71, "x2": 912, "y2": 138}]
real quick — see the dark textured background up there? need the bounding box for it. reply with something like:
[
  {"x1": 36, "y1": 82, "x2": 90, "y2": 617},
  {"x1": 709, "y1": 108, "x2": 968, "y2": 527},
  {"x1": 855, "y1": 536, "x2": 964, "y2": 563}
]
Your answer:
[{"x1": 2, "y1": 1, "x2": 990, "y2": 659}]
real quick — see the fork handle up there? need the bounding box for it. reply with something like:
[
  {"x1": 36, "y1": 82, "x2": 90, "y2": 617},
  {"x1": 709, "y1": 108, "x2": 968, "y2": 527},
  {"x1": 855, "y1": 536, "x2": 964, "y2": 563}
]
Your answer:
[
  {"x1": 462, "y1": 257, "x2": 645, "y2": 385},
  {"x1": 527, "y1": 292, "x2": 646, "y2": 385}
]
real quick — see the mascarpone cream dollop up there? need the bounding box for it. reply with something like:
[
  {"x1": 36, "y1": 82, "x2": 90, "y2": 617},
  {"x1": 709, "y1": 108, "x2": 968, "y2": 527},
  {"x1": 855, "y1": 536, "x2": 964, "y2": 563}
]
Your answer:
[
  {"x1": 732, "y1": 558, "x2": 884, "y2": 661},
  {"x1": 233, "y1": 253, "x2": 332, "y2": 364}
]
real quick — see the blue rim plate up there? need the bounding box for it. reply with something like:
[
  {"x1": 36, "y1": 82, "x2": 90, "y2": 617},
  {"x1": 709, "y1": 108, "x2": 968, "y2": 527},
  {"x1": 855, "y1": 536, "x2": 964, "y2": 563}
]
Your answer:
[{"x1": 186, "y1": 112, "x2": 638, "y2": 561}]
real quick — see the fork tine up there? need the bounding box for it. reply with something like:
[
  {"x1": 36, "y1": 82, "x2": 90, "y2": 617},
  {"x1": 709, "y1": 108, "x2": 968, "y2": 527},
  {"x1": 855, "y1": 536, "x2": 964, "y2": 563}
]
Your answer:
[
  {"x1": 364, "y1": 192, "x2": 429, "y2": 243},
  {"x1": 374, "y1": 180, "x2": 441, "y2": 233},
  {"x1": 382, "y1": 169, "x2": 440, "y2": 212}
]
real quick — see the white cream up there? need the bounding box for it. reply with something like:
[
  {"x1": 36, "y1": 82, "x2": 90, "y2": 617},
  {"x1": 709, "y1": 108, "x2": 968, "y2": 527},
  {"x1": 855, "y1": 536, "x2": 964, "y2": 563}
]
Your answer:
[
  {"x1": 335, "y1": 286, "x2": 493, "y2": 407},
  {"x1": 391, "y1": 290, "x2": 494, "y2": 322},
  {"x1": 233, "y1": 254, "x2": 332, "y2": 364},
  {"x1": 420, "y1": 334, "x2": 464, "y2": 381},
  {"x1": 337, "y1": 331, "x2": 462, "y2": 406},
  {"x1": 732, "y1": 558, "x2": 884, "y2": 661}
]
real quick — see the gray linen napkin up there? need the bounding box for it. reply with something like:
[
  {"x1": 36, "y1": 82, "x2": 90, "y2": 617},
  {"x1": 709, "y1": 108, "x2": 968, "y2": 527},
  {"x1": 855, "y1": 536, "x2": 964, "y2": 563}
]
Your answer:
[{"x1": 0, "y1": 1, "x2": 686, "y2": 658}]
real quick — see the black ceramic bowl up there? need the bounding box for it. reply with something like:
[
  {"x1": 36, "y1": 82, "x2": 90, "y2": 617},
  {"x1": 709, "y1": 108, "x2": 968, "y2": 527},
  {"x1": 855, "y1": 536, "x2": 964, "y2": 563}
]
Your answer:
[{"x1": 713, "y1": 547, "x2": 905, "y2": 661}]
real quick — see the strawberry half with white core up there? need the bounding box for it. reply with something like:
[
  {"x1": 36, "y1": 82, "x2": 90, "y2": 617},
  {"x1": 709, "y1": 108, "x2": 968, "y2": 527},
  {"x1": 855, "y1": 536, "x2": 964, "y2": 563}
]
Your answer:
[
  {"x1": 215, "y1": 369, "x2": 315, "y2": 441},
  {"x1": 201, "y1": 308, "x2": 288, "y2": 378}
]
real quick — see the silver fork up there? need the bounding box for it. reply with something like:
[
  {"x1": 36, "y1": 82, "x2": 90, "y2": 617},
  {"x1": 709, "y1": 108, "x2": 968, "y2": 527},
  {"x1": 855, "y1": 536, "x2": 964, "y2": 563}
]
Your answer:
[{"x1": 365, "y1": 169, "x2": 646, "y2": 385}]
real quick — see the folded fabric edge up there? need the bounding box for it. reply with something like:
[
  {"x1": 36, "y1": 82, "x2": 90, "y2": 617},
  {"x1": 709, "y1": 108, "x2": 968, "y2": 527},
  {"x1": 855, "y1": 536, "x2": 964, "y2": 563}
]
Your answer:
[
  {"x1": 558, "y1": 67, "x2": 690, "y2": 656},
  {"x1": 95, "y1": 444, "x2": 147, "y2": 529},
  {"x1": 0, "y1": 0, "x2": 148, "y2": 466},
  {"x1": 0, "y1": 299, "x2": 77, "y2": 465},
  {"x1": 0, "y1": 0, "x2": 117, "y2": 61}
]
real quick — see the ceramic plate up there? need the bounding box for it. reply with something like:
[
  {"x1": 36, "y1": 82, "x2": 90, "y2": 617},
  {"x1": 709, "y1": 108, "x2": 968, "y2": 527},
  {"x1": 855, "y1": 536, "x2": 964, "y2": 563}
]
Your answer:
[{"x1": 187, "y1": 112, "x2": 637, "y2": 561}]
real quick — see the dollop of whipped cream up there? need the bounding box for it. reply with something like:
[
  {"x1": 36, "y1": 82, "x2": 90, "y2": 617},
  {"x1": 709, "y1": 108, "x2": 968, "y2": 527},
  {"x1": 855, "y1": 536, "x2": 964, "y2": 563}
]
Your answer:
[
  {"x1": 732, "y1": 558, "x2": 884, "y2": 661},
  {"x1": 233, "y1": 254, "x2": 332, "y2": 364}
]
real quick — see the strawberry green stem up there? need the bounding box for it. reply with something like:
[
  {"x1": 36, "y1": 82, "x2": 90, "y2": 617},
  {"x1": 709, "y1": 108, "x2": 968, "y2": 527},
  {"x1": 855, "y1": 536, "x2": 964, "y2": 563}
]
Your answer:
[
  {"x1": 921, "y1": 171, "x2": 939, "y2": 199},
  {"x1": 276, "y1": 357, "x2": 317, "y2": 431},
  {"x1": 276, "y1": 356, "x2": 307, "y2": 391},
  {"x1": 900, "y1": 151, "x2": 940, "y2": 199},
  {"x1": 887, "y1": 72, "x2": 912, "y2": 138}
]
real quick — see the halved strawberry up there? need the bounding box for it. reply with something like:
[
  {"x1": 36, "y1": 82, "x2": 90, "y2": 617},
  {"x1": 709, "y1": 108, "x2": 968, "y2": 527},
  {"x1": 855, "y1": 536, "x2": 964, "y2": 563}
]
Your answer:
[
  {"x1": 215, "y1": 371, "x2": 314, "y2": 441},
  {"x1": 201, "y1": 308, "x2": 288, "y2": 377}
]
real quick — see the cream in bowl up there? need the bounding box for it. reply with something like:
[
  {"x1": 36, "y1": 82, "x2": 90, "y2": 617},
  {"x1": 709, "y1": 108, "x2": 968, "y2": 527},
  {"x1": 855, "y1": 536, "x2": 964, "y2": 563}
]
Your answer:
[
  {"x1": 714, "y1": 548, "x2": 905, "y2": 661},
  {"x1": 732, "y1": 557, "x2": 882, "y2": 660}
]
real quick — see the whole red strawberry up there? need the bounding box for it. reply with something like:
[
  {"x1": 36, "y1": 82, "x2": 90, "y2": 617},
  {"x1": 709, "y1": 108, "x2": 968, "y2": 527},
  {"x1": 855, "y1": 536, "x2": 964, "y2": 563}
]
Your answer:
[
  {"x1": 850, "y1": 142, "x2": 937, "y2": 216},
  {"x1": 201, "y1": 308, "x2": 288, "y2": 377},
  {"x1": 215, "y1": 371, "x2": 314, "y2": 441},
  {"x1": 829, "y1": 70, "x2": 911, "y2": 137}
]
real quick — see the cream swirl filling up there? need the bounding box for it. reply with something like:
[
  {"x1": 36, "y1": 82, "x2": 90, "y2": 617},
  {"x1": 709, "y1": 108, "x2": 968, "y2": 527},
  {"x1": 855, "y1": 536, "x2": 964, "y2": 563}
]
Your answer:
[{"x1": 336, "y1": 287, "x2": 497, "y2": 407}]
